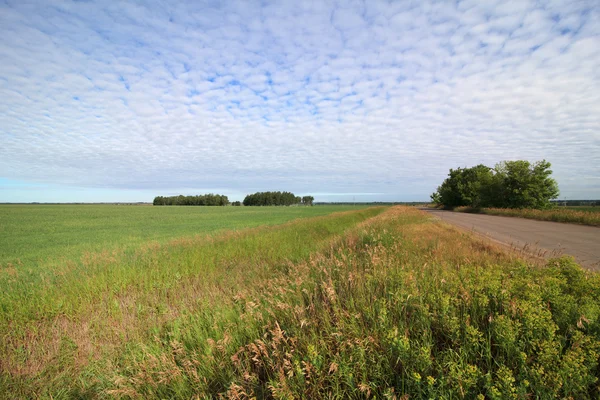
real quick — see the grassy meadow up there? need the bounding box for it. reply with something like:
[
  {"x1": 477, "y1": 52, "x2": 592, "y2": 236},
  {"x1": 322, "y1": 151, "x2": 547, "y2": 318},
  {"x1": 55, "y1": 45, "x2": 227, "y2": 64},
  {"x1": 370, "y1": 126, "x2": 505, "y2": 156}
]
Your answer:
[
  {"x1": 0, "y1": 204, "x2": 367, "y2": 267},
  {"x1": 2, "y1": 206, "x2": 600, "y2": 398},
  {"x1": 454, "y1": 206, "x2": 600, "y2": 227}
]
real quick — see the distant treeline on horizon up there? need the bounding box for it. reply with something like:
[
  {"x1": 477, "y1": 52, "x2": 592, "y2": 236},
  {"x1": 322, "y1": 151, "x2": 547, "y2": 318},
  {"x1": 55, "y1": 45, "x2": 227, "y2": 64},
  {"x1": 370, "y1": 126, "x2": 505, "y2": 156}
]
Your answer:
[
  {"x1": 152, "y1": 192, "x2": 315, "y2": 206},
  {"x1": 243, "y1": 192, "x2": 314, "y2": 206},
  {"x1": 153, "y1": 194, "x2": 229, "y2": 206},
  {"x1": 550, "y1": 199, "x2": 600, "y2": 206}
]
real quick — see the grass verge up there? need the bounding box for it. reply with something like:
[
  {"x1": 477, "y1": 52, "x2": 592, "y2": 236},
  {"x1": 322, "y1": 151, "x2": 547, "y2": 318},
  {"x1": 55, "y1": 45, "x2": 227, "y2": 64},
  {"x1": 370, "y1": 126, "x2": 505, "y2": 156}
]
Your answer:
[
  {"x1": 454, "y1": 206, "x2": 600, "y2": 227},
  {"x1": 2, "y1": 206, "x2": 600, "y2": 399}
]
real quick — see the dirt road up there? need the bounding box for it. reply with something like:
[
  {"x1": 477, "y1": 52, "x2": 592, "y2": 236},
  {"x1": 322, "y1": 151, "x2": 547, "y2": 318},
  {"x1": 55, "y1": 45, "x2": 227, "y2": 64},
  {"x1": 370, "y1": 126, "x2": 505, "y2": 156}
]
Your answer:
[{"x1": 421, "y1": 208, "x2": 600, "y2": 269}]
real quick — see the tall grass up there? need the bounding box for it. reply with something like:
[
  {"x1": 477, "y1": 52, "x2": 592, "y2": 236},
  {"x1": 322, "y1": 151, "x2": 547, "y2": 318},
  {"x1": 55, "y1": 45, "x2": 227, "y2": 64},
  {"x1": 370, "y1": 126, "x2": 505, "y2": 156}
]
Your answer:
[
  {"x1": 1, "y1": 207, "x2": 384, "y2": 396},
  {"x1": 2, "y1": 206, "x2": 599, "y2": 399},
  {"x1": 455, "y1": 206, "x2": 600, "y2": 226}
]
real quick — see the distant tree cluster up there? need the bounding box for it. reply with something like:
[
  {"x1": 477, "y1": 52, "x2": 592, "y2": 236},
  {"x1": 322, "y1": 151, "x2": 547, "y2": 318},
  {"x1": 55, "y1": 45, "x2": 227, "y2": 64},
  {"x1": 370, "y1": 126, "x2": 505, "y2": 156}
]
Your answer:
[
  {"x1": 243, "y1": 191, "x2": 314, "y2": 206},
  {"x1": 431, "y1": 160, "x2": 559, "y2": 209},
  {"x1": 153, "y1": 194, "x2": 229, "y2": 206},
  {"x1": 243, "y1": 191, "x2": 298, "y2": 206},
  {"x1": 301, "y1": 196, "x2": 314, "y2": 206}
]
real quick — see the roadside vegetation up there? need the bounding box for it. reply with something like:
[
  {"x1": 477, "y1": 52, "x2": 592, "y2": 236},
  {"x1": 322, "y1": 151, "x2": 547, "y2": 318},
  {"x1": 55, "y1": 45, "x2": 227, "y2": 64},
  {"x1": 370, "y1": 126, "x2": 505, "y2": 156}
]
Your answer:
[
  {"x1": 454, "y1": 206, "x2": 600, "y2": 227},
  {"x1": 2, "y1": 206, "x2": 599, "y2": 398}
]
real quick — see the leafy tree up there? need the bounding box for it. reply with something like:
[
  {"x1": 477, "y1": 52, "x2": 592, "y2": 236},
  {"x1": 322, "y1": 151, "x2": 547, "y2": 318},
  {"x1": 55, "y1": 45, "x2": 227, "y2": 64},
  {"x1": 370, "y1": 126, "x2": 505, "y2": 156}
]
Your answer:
[
  {"x1": 493, "y1": 160, "x2": 559, "y2": 209},
  {"x1": 431, "y1": 165, "x2": 493, "y2": 208},
  {"x1": 302, "y1": 196, "x2": 314, "y2": 206},
  {"x1": 431, "y1": 160, "x2": 559, "y2": 210},
  {"x1": 153, "y1": 196, "x2": 164, "y2": 206},
  {"x1": 243, "y1": 191, "x2": 303, "y2": 206},
  {"x1": 457, "y1": 165, "x2": 495, "y2": 208},
  {"x1": 152, "y1": 194, "x2": 229, "y2": 206}
]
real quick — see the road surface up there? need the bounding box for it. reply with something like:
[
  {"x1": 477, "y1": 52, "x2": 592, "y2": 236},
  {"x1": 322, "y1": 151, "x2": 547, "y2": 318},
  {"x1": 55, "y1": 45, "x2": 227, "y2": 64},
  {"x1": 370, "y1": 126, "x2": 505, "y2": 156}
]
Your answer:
[{"x1": 421, "y1": 208, "x2": 600, "y2": 269}]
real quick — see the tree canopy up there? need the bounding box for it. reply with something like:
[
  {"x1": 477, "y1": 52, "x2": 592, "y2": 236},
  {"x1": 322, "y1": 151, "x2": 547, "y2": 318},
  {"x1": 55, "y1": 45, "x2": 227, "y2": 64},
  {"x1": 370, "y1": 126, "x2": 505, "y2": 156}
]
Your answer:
[
  {"x1": 431, "y1": 160, "x2": 559, "y2": 209},
  {"x1": 302, "y1": 196, "x2": 314, "y2": 206},
  {"x1": 243, "y1": 191, "x2": 310, "y2": 206},
  {"x1": 153, "y1": 194, "x2": 229, "y2": 206}
]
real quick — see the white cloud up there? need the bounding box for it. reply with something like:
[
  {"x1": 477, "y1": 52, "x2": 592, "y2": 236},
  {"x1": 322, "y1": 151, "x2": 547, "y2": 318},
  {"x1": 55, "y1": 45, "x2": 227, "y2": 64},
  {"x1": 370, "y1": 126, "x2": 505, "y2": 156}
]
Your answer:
[{"x1": 0, "y1": 0, "x2": 599, "y2": 202}]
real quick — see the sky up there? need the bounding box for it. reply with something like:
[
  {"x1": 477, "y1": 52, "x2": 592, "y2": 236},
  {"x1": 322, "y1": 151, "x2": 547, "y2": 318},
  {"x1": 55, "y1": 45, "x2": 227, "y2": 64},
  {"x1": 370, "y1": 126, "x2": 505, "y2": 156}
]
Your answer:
[{"x1": 1, "y1": 0, "x2": 599, "y2": 203}]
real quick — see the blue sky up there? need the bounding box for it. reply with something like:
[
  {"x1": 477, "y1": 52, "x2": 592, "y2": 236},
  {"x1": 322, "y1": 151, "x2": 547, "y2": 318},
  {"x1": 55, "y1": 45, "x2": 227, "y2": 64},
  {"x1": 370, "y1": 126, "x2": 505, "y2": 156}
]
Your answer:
[{"x1": 1, "y1": 0, "x2": 599, "y2": 203}]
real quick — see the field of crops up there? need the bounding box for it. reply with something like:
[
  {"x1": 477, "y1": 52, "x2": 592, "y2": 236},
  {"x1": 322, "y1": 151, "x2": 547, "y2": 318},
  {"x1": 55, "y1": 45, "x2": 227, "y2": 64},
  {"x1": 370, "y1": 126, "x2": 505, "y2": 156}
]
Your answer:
[
  {"x1": 0, "y1": 204, "x2": 366, "y2": 267},
  {"x1": 1, "y1": 206, "x2": 599, "y2": 398}
]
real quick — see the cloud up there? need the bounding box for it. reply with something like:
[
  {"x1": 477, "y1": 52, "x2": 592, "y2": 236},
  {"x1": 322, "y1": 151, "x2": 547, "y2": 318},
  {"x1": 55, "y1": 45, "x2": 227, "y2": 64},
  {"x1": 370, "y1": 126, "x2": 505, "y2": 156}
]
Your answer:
[{"x1": 0, "y1": 0, "x2": 599, "y2": 202}]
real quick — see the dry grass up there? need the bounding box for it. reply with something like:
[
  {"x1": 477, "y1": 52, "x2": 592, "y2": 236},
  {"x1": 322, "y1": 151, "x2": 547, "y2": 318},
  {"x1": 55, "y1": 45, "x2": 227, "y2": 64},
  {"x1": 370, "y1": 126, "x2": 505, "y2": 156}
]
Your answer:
[
  {"x1": 455, "y1": 206, "x2": 600, "y2": 226},
  {"x1": 1, "y1": 207, "x2": 384, "y2": 393}
]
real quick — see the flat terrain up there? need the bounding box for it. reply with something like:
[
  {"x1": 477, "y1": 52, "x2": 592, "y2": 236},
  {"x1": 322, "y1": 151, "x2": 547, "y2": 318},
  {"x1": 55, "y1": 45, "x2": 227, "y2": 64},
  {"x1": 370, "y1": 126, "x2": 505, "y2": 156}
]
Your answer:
[
  {"x1": 565, "y1": 206, "x2": 600, "y2": 213},
  {"x1": 2, "y1": 206, "x2": 600, "y2": 398},
  {"x1": 0, "y1": 204, "x2": 367, "y2": 267},
  {"x1": 423, "y1": 208, "x2": 600, "y2": 269}
]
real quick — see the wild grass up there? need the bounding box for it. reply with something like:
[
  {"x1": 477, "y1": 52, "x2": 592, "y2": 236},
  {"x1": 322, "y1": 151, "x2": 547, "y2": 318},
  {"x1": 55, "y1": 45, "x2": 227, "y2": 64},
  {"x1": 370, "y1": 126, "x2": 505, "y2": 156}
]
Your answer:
[
  {"x1": 454, "y1": 206, "x2": 600, "y2": 227},
  {"x1": 0, "y1": 207, "x2": 384, "y2": 396},
  {"x1": 564, "y1": 206, "x2": 600, "y2": 213},
  {"x1": 2, "y1": 206, "x2": 599, "y2": 399}
]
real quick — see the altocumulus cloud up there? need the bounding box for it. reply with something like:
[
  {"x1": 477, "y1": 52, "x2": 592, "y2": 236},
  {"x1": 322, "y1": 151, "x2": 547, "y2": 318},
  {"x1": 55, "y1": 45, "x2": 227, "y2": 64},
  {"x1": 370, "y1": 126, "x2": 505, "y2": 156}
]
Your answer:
[{"x1": 0, "y1": 0, "x2": 599, "y2": 202}]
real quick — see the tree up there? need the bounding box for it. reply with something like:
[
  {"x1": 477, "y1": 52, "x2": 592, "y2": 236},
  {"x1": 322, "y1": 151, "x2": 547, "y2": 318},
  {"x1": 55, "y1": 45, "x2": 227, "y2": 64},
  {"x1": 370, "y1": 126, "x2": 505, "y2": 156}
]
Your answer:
[
  {"x1": 153, "y1": 196, "x2": 165, "y2": 205},
  {"x1": 243, "y1": 191, "x2": 301, "y2": 206},
  {"x1": 431, "y1": 165, "x2": 493, "y2": 208},
  {"x1": 493, "y1": 160, "x2": 559, "y2": 209},
  {"x1": 152, "y1": 194, "x2": 229, "y2": 206},
  {"x1": 431, "y1": 160, "x2": 559, "y2": 210},
  {"x1": 302, "y1": 196, "x2": 314, "y2": 206},
  {"x1": 456, "y1": 165, "x2": 495, "y2": 208}
]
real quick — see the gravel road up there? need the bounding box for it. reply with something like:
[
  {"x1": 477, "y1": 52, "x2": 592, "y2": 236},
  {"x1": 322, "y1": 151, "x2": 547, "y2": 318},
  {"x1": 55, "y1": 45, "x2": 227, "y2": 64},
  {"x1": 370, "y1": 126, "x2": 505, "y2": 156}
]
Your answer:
[{"x1": 421, "y1": 208, "x2": 600, "y2": 269}]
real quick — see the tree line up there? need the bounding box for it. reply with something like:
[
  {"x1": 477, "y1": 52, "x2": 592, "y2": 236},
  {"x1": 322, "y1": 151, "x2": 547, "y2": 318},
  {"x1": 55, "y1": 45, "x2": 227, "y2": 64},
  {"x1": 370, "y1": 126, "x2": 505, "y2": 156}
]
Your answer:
[
  {"x1": 431, "y1": 160, "x2": 559, "y2": 209},
  {"x1": 243, "y1": 191, "x2": 314, "y2": 206},
  {"x1": 153, "y1": 192, "x2": 315, "y2": 206},
  {"x1": 153, "y1": 194, "x2": 229, "y2": 206}
]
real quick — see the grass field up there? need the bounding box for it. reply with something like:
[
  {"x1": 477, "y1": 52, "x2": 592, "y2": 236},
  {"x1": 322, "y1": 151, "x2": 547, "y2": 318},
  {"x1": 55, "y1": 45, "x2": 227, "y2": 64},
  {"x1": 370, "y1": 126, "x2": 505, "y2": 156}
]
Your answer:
[
  {"x1": 0, "y1": 204, "x2": 367, "y2": 267},
  {"x1": 454, "y1": 206, "x2": 600, "y2": 226},
  {"x1": 2, "y1": 206, "x2": 600, "y2": 399}
]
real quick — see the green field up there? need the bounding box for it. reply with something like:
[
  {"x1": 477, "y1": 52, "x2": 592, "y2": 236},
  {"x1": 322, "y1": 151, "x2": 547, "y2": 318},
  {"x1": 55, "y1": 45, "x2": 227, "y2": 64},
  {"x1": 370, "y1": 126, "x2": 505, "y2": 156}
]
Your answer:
[
  {"x1": 2, "y1": 206, "x2": 600, "y2": 399},
  {"x1": 0, "y1": 204, "x2": 367, "y2": 267}
]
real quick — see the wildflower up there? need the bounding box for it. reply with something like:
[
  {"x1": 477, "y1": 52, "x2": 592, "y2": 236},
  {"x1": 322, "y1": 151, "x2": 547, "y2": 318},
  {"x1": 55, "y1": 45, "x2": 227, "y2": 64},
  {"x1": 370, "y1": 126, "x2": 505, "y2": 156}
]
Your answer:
[{"x1": 412, "y1": 372, "x2": 422, "y2": 382}]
